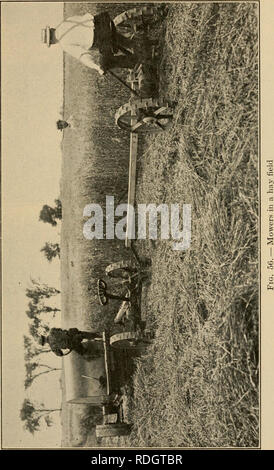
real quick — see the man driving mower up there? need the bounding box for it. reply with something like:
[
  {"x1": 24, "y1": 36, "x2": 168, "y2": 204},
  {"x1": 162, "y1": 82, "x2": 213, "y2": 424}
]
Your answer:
[
  {"x1": 41, "y1": 11, "x2": 138, "y2": 75},
  {"x1": 39, "y1": 327, "x2": 102, "y2": 357}
]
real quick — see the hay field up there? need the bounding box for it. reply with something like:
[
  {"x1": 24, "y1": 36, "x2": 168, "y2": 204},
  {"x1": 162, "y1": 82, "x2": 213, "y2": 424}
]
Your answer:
[
  {"x1": 60, "y1": 2, "x2": 144, "y2": 446},
  {"x1": 60, "y1": 2, "x2": 259, "y2": 447},
  {"x1": 129, "y1": 2, "x2": 259, "y2": 447}
]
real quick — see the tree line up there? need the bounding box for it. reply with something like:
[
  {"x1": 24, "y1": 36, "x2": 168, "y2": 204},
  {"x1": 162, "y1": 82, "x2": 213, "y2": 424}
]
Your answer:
[
  {"x1": 20, "y1": 199, "x2": 63, "y2": 434},
  {"x1": 39, "y1": 199, "x2": 62, "y2": 262}
]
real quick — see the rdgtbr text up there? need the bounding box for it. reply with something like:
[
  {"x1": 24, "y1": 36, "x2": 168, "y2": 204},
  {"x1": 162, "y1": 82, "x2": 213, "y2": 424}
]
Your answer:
[{"x1": 90, "y1": 454, "x2": 183, "y2": 467}]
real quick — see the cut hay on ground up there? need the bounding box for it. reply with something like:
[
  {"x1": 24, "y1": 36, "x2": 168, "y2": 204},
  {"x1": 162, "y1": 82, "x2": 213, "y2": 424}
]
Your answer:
[
  {"x1": 129, "y1": 2, "x2": 259, "y2": 448},
  {"x1": 61, "y1": 2, "x2": 258, "y2": 448}
]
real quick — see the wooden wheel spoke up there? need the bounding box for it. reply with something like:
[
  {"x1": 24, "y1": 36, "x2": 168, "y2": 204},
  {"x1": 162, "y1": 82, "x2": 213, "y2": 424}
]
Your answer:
[
  {"x1": 110, "y1": 331, "x2": 152, "y2": 350},
  {"x1": 105, "y1": 260, "x2": 137, "y2": 278},
  {"x1": 153, "y1": 106, "x2": 168, "y2": 116},
  {"x1": 116, "y1": 99, "x2": 173, "y2": 134},
  {"x1": 114, "y1": 6, "x2": 161, "y2": 36},
  {"x1": 131, "y1": 121, "x2": 144, "y2": 132}
]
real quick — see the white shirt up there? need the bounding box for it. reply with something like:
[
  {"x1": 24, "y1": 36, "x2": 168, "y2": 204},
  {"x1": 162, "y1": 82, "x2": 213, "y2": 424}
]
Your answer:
[{"x1": 55, "y1": 13, "x2": 103, "y2": 74}]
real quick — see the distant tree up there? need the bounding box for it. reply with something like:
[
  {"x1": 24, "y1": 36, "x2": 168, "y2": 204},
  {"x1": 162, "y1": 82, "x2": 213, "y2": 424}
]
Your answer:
[
  {"x1": 24, "y1": 362, "x2": 61, "y2": 389},
  {"x1": 39, "y1": 199, "x2": 62, "y2": 226},
  {"x1": 41, "y1": 242, "x2": 60, "y2": 262},
  {"x1": 25, "y1": 281, "x2": 60, "y2": 346},
  {"x1": 26, "y1": 301, "x2": 38, "y2": 319},
  {"x1": 28, "y1": 317, "x2": 50, "y2": 341},
  {"x1": 27, "y1": 301, "x2": 60, "y2": 317},
  {"x1": 26, "y1": 279, "x2": 60, "y2": 305},
  {"x1": 23, "y1": 335, "x2": 51, "y2": 361},
  {"x1": 20, "y1": 399, "x2": 61, "y2": 434},
  {"x1": 37, "y1": 304, "x2": 61, "y2": 317}
]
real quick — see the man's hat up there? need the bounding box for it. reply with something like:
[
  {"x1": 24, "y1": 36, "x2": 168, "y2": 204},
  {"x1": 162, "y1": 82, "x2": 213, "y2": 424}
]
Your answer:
[
  {"x1": 41, "y1": 26, "x2": 52, "y2": 47},
  {"x1": 38, "y1": 335, "x2": 47, "y2": 346}
]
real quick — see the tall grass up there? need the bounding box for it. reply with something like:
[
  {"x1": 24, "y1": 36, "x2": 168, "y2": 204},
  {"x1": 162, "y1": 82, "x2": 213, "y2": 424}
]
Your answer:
[
  {"x1": 61, "y1": 3, "x2": 147, "y2": 333},
  {"x1": 60, "y1": 3, "x2": 147, "y2": 446},
  {"x1": 61, "y1": 2, "x2": 259, "y2": 447},
  {"x1": 129, "y1": 2, "x2": 259, "y2": 447}
]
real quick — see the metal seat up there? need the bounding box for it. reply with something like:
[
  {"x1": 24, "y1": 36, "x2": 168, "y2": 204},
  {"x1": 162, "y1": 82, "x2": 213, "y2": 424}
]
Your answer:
[{"x1": 97, "y1": 279, "x2": 130, "y2": 306}]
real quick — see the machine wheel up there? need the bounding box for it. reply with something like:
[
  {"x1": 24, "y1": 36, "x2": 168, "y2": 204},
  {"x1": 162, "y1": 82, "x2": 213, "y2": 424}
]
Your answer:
[
  {"x1": 113, "y1": 6, "x2": 162, "y2": 37},
  {"x1": 96, "y1": 423, "x2": 132, "y2": 438},
  {"x1": 110, "y1": 331, "x2": 153, "y2": 351},
  {"x1": 97, "y1": 279, "x2": 108, "y2": 306},
  {"x1": 115, "y1": 98, "x2": 173, "y2": 134},
  {"x1": 105, "y1": 260, "x2": 138, "y2": 279}
]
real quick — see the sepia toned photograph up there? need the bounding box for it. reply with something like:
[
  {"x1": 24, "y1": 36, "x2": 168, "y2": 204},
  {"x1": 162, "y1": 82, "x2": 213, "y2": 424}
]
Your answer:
[{"x1": 2, "y1": 0, "x2": 261, "y2": 449}]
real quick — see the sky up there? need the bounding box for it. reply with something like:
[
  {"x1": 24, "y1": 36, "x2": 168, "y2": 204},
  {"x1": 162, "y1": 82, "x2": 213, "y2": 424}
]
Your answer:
[{"x1": 2, "y1": 1, "x2": 64, "y2": 448}]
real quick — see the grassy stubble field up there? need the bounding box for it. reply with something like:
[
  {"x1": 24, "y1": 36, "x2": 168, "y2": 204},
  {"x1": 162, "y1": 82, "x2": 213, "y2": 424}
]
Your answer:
[{"x1": 61, "y1": 2, "x2": 258, "y2": 447}]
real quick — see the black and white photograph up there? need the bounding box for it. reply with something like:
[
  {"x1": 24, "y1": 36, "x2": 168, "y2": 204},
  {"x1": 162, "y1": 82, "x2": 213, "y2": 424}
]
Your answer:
[{"x1": 1, "y1": 0, "x2": 270, "y2": 450}]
